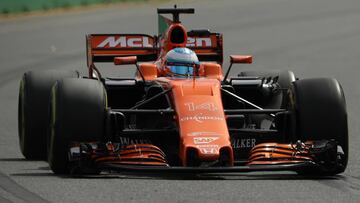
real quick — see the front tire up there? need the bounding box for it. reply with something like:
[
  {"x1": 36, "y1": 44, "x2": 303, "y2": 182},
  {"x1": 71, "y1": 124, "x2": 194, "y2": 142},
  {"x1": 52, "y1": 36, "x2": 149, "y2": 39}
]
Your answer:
[
  {"x1": 291, "y1": 78, "x2": 348, "y2": 175},
  {"x1": 48, "y1": 78, "x2": 107, "y2": 174}
]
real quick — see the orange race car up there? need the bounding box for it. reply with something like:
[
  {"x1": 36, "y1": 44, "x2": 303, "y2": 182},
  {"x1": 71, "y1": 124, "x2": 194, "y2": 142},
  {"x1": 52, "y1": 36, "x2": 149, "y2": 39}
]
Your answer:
[{"x1": 18, "y1": 6, "x2": 348, "y2": 175}]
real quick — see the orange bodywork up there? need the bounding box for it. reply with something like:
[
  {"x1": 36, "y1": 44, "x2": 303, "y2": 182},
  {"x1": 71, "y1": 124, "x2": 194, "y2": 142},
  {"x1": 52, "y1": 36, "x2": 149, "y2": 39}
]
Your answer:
[
  {"x1": 137, "y1": 18, "x2": 232, "y2": 166},
  {"x1": 155, "y1": 77, "x2": 233, "y2": 166}
]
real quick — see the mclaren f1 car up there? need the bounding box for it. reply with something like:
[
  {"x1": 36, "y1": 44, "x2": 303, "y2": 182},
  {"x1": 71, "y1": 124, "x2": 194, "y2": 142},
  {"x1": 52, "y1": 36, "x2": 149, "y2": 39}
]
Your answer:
[{"x1": 18, "y1": 6, "x2": 348, "y2": 175}]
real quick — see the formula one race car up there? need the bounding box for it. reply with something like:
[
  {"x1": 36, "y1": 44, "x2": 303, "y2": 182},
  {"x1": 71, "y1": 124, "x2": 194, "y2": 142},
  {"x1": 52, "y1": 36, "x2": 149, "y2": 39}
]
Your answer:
[{"x1": 18, "y1": 6, "x2": 348, "y2": 175}]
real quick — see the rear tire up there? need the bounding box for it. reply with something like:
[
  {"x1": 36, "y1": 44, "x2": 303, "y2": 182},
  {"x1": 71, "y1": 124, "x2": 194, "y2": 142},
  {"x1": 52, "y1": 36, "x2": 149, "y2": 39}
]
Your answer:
[
  {"x1": 48, "y1": 78, "x2": 107, "y2": 174},
  {"x1": 18, "y1": 70, "x2": 79, "y2": 160},
  {"x1": 291, "y1": 78, "x2": 348, "y2": 175}
]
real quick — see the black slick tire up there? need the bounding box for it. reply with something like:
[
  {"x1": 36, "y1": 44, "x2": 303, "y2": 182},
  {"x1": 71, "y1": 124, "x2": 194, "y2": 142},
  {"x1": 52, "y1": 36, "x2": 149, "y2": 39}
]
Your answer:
[
  {"x1": 18, "y1": 70, "x2": 79, "y2": 160},
  {"x1": 291, "y1": 78, "x2": 348, "y2": 175},
  {"x1": 48, "y1": 78, "x2": 106, "y2": 174}
]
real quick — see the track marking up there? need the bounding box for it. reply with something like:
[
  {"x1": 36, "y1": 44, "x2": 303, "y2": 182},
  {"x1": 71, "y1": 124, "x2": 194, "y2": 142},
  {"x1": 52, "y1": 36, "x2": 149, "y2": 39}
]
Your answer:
[{"x1": 0, "y1": 170, "x2": 49, "y2": 203}]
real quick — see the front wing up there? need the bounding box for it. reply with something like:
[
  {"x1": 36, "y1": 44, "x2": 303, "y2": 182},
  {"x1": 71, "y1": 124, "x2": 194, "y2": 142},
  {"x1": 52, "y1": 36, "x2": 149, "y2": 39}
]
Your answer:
[{"x1": 68, "y1": 140, "x2": 345, "y2": 175}]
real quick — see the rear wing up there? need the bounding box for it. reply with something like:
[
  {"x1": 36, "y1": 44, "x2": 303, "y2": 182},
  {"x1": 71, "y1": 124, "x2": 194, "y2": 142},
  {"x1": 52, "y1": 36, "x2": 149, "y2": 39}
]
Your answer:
[
  {"x1": 86, "y1": 32, "x2": 223, "y2": 66},
  {"x1": 86, "y1": 34, "x2": 158, "y2": 68},
  {"x1": 186, "y1": 31, "x2": 223, "y2": 64}
]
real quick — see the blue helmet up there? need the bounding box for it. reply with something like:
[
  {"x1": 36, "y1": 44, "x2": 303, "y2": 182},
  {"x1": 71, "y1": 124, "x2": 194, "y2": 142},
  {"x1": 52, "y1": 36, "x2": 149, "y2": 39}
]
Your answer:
[{"x1": 166, "y1": 48, "x2": 199, "y2": 77}]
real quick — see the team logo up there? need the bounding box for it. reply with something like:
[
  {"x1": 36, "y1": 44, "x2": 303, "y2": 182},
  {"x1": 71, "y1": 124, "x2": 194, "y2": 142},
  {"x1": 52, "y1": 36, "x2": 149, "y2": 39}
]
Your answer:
[
  {"x1": 231, "y1": 138, "x2": 256, "y2": 149},
  {"x1": 97, "y1": 36, "x2": 152, "y2": 48},
  {"x1": 193, "y1": 137, "x2": 219, "y2": 144},
  {"x1": 180, "y1": 113, "x2": 224, "y2": 123},
  {"x1": 119, "y1": 137, "x2": 152, "y2": 145},
  {"x1": 185, "y1": 102, "x2": 218, "y2": 112},
  {"x1": 199, "y1": 148, "x2": 218, "y2": 154},
  {"x1": 187, "y1": 132, "x2": 219, "y2": 136},
  {"x1": 186, "y1": 37, "x2": 212, "y2": 47}
]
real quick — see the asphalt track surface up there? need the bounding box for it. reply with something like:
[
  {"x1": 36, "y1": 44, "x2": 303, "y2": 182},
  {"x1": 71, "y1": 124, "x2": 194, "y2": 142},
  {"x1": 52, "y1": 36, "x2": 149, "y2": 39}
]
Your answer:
[{"x1": 1, "y1": 0, "x2": 360, "y2": 202}]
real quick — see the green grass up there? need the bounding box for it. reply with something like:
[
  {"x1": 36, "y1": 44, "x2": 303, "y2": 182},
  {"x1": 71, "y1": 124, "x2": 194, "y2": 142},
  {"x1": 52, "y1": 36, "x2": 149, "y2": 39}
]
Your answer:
[{"x1": 0, "y1": 0, "x2": 148, "y2": 14}]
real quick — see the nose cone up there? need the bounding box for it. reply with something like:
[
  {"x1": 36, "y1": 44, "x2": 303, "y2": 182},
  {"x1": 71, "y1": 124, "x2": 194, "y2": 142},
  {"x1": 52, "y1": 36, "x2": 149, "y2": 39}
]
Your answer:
[{"x1": 170, "y1": 78, "x2": 234, "y2": 166}]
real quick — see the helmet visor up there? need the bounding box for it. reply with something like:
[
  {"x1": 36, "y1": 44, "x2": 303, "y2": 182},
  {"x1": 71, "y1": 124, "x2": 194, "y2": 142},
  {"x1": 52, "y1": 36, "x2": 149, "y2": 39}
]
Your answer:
[
  {"x1": 167, "y1": 61, "x2": 195, "y2": 77},
  {"x1": 169, "y1": 65, "x2": 194, "y2": 77}
]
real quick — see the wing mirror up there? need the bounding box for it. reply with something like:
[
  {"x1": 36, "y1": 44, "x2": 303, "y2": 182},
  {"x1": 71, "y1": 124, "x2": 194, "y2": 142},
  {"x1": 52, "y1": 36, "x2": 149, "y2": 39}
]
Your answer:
[
  {"x1": 114, "y1": 56, "x2": 148, "y2": 81},
  {"x1": 223, "y1": 55, "x2": 253, "y2": 84},
  {"x1": 114, "y1": 56, "x2": 137, "y2": 65},
  {"x1": 230, "y1": 55, "x2": 252, "y2": 64}
]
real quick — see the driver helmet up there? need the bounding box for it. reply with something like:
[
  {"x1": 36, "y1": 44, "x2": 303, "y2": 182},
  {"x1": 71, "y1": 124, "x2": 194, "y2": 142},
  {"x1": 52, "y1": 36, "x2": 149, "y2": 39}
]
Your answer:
[{"x1": 165, "y1": 47, "x2": 199, "y2": 77}]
